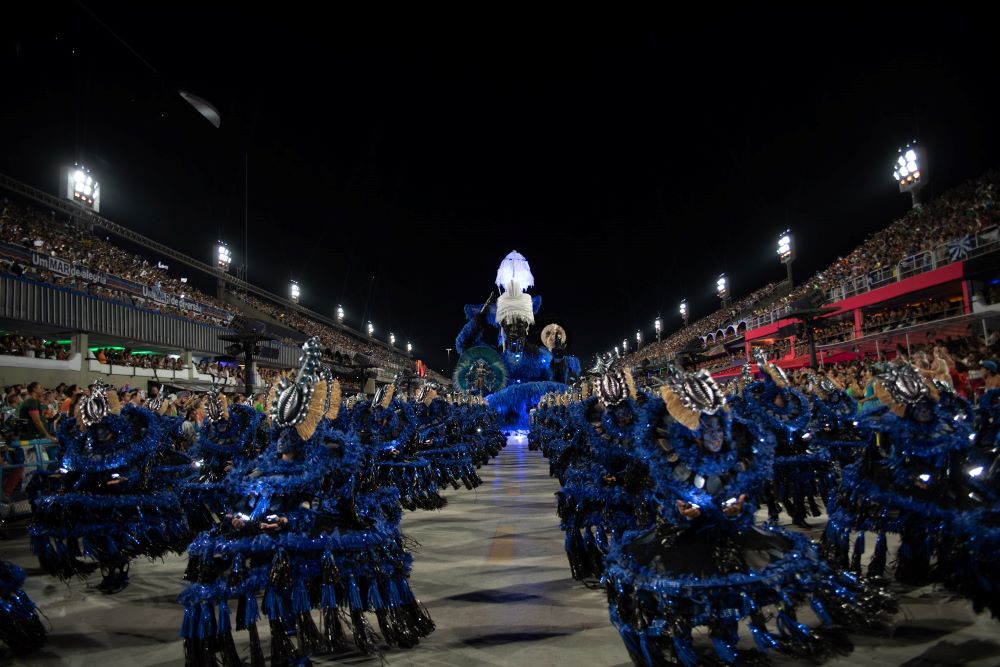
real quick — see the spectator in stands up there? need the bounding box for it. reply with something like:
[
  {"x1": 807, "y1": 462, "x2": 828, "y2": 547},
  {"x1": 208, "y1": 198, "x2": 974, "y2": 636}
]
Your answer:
[
  {"x1": 17, "y1": 382, "x2": 54, "y2": 442},
  {"x1": 983, "y1": 360, "x2": 1000, "y2": 390}
]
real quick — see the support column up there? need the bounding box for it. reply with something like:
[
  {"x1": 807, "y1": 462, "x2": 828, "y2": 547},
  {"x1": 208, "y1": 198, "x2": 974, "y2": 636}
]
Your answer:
[
  {"x1": 853, "y1": 308, "x2": 863, "y2": 340},
  {"x1": 71, "y1": 332, "x2": 89, "y2": 358},
  {"x1": 183, "y1": 350, "x2": 194, "y2": 380}
]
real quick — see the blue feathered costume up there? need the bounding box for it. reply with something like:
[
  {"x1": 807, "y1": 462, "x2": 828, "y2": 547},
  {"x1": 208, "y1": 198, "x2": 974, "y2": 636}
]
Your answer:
[
  {"x1": 823, "y1": 361, "x2": 1000, "y2": 617},
  {"x1": 803, "y1": 372, "x2": 871, "y2": 467},
  {"x1": 30, "y1": 382, "x2": 190, "y2": 593},
  {"x1": 0, "y1": 560, "x2": 46, "y2": 656},
  {"x1": 738, "y1": 355, "x2": 836, "y2": 527},
  {"x1": 604, "y1": 367, "x2": 896, "y2": 667},
  {"x1": 180, "y1": 339, "x2": 434, "y2": 666}
]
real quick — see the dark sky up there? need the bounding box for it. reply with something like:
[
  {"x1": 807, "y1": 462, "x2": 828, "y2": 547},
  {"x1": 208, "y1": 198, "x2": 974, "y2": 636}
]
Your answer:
[{"x1": 3, "y1": 7, "x2": 999, "y2": 373}]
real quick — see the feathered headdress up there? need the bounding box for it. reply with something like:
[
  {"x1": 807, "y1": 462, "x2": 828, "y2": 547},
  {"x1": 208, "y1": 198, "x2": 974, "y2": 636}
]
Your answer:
[
  {"x1": 597, "y1": 366, "x2": 637, "y2": 407},
  {"x1": 658, "y1": 364, "x2": 728, "y2": 431},
  {"x1": 495, "y1": 250, "x2": 534, "y2": 291},
  {"x1": 753, "y1": 348, "x2": 789, "y2": 388},
  {"x1": 75, "y1": 380, "x2": 121, "y2": 430},
  {"x1": 270, "y1": 337, "x2": 339, "y2": 440},
  {"x1": 874, "y1": 361, "x2": 939, "y2": 416}
]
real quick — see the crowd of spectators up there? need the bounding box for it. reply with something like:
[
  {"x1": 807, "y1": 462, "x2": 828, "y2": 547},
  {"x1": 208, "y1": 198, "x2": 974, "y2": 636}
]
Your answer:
[
  {"x1": 624, "y1": 170, "x2": 1000, "y2": 371},
  {"x1": 89, "y1": 347, "x2": 186, "y2": 371},
  {"x1": 0, "y1": 336, "x2": 70, "y2": 360},
  {"x1": 754, "y1": 170, "x2": 999, "y2": 321},
  {"x1": 237, "y1": 293, "x2": 416, "y2": 374},
  {"x1": 0, "y1": 197, "x2": 434, "y2": 383},
  {"x1": 860, "y1": 299, "x2": 963, "y2": 336},
  {"x1": 0, "y1": 199, "x2": 231, "y2": 326}
]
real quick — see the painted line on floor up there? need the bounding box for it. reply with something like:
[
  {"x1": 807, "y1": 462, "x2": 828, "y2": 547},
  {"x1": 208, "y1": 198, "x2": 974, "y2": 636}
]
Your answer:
[{"x1": 487, "y1": 524, "x2": 516, "y2": 562}]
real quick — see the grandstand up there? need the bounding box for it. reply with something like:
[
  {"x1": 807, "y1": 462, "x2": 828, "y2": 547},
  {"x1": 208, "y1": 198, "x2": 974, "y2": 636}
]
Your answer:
[
  {"x1": 0, "y1": 174, "x2": 448, "y2": 393},
  {"x1": 627, "y1": 169, "x2": 1000, "y2": 378}
]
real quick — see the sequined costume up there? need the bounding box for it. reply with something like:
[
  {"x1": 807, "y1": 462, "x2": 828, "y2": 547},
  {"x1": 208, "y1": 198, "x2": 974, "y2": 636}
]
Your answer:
[{"x1": 604, "y1": 367, "x2": 895, "y2": 666}]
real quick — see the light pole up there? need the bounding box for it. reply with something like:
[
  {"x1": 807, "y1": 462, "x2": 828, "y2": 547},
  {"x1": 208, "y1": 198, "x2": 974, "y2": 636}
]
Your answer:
[
  {"x1": 407, "y1": 342, "x2": 413, "y2": 355},
  {"x1": 336, "y1": 305, "x2": 344, "y2": 323},
  {"x1": 777, "y1": 230, "x2": 794, "y2": 288},
  {"x1": 367, "y1": 321, "x2": 374, "y2": 337},
  {"x1": 717, "y1": 274, "x2": 730, "y2": 309},
  {"x1": 445, "y1": 347, "x2": 453, "y2": 369},
  {"x1": 654, "y1": 317, "x2": 662, "y2": 342},
  {"x1": 680, "y1": 300, "x2": 689, "y2": 326},
  {"x1": 893, "y1": 142, "x2": 926, "y2": 209},
  {"x1": 622, "y1": 338, "x2": 629, "y2": 354},
  {"x1": 215, "y1": 242, "x2": 231, "y2": 299},
  {"x1": 636, "y1": 329, "x2": 642, "y2": 349},
  {"x1": 389, "y1": 333, "x2": 396, "y2": 347},
  {"x1": 289, "y1": 280, "x2": 300, "y2": 304}
]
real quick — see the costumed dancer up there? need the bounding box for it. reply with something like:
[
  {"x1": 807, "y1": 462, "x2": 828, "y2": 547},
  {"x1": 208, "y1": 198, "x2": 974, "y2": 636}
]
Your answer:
[
  {"x1": 802, "y1": 371, "x2": 871, "y2": 467},
  {"x1": 604, "y1": 365, "x2": 896, "y2": 667},
  {"x1": 740, "y1": 350, "x2": 835, "y2": 527},
  {"x1": 349, "y1": 382, "x2": 448, "y2": 512},
  {"x1": 180, "y1": 338, "x2": 434, "y2": 666},
  {"x1": 0, "y1": 560, "x2": 46, "y2": 656},
  {"x1": 556, "y1": 361, "x2": 654, "y2": 581},
  {"x1": 410, "y1": 386, "x2": 483, "y2": 493},
  {"x1": 824, "y1": 361, "x2": 1000, "y2": 617},
  {"x1": 179, "y1": 389, "x2": 267, "y2": 531},
  {"x1": 30, "y1": 381, "x2": 190, "y2": 593}
]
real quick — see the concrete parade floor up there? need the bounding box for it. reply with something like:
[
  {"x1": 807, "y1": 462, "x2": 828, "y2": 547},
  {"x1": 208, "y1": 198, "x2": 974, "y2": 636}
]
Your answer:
[{"x1": 2, "y1": 433, "x2": 999, "y2": 666}]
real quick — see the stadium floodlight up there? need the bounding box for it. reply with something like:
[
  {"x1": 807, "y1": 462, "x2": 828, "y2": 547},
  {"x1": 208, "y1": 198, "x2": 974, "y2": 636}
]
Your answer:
[
  {"x1": 680, "y1": 299, "x2": 689, "y2": 326},
  {"x1": 336, "y1": 305, "x2": 345, "y2": 322},
  {"x1": 407, "y1": 342, "x2": 413, "y2": 354},
  {"x1": 61, "y1": 164, "x2": 101, "y2": 212},
  {"x1": 717, "y1": 274, "x2": 730, "y2": 308},
  {"x1": 216, "y1": 242, "x2": 232, "y2": 271},
  {"x1": 367, "y1": 321, "x2": 374, "y2": 337},
  {"x1": 390, "y1": 333, "x2": 396, "y2": 346},
  {"x1": 777, "y1": 230, "x2": 794, "y2": 287},
  {"x1": 614, "y1": 345, "x2": 620, "y2": 356},
  {"x1": 636, "y1": 329, "x2": 642, "y2": 346},
  {"x1": 289, "y1": 280, "x2": 300, "y2": 303},
  {"x1": 654, "y1": 317, "x2": 662, "y2": 342},
  {"x1": 622, "y1": 338, "x2": 629, "y2": 353},
  {"x1": 892, "y1": 141, "x2": 926, "y2": 209}
]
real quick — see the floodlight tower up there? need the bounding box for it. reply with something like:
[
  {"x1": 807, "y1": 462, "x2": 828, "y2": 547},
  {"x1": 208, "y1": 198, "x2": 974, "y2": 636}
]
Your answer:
[
  {"x1": 289, "y1": 280, "x2": 300, "y2": 304},
  {"x1": 61, "y1": 165, "x2": 101, "y2": 212},
  {"x1": 777, "y1": 230, "x2": 794, "y2": 288},
  {"x1": 654, "y1": 317, "x2": 662, "y2": 342},
  {"x1": 717, "y1": 274, "x2": 731, "y2": 309},
  {"x1": 680, "y1": 300, "x2": 689, "y2": 326},
  {"x1": 892, "y1": 142, "x2": 926, "y2": 209}
]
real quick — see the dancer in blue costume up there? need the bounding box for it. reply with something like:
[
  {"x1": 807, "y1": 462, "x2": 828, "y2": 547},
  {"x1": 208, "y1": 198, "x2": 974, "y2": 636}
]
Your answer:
[
  {"x1": 802, "y1": 371, "x2": 871, "y2": 467},
  {"x1": 0, "y1": 559, "x2": 46, "y2": 656},
  {"x1": 348, "y1": 382, "x2": 448, "y2": 511},
  {"x1": 740, "y1": 350, "x2": 836, "y2": 527},
  {"x1": 180, "y1": 338, "x2": 433, "y2": 666},
  {"x1": 30, "y1": 381, "x2": 190, "y2": 593},
  {"x1": 824, "y1": 361, "x2": 1000, "y2": 617},
  {"x1": 178, "y1": 389, "x2": 267, "y2": 532},
  {"x1": 409, "y1": 385, "x2": 483, "y2": 493},
  {"x1": 556, "y1": 362, "x2": 655, "y2": 581},
  {"x1": 453, "y1": 251, "x2": 579, "y2": 428},
  {"x1": 605, "y1": 366, "x2": 895, "y2": 667}
]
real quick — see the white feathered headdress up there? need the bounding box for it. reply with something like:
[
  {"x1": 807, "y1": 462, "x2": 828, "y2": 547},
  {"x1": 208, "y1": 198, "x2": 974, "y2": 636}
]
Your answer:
[
  {"x1": 495, "y1": 251, "x2": 534, "y2": 292},
  {"x1": 496, "y1": 281, "x2": 534, "y2": 326}
]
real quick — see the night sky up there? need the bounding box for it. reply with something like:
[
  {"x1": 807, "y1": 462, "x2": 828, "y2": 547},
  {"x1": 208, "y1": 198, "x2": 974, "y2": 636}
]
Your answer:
[{"x1": 4, "y1": 7, "x2": 999, "y2": 373}]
